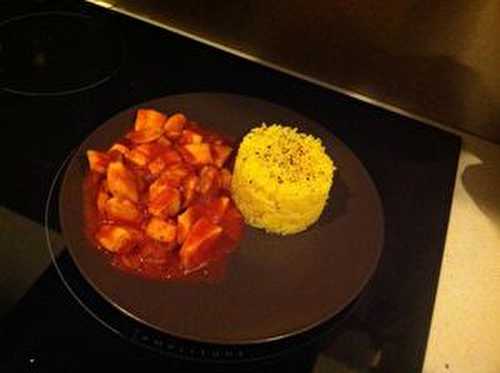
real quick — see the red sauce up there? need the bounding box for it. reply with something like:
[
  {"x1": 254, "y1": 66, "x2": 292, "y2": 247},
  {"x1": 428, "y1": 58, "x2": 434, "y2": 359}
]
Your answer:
[{"x1": 83, "y1": 110, "x2": 244, "y2": 282}]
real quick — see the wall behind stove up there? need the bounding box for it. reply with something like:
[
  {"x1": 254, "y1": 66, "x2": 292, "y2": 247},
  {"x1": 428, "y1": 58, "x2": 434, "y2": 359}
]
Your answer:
[{"x1": 93, "y1": 0, "x2": 500, "y2": 143}]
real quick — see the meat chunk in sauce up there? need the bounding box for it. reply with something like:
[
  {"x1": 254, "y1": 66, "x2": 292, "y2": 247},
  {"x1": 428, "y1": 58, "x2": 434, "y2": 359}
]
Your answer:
[
  {"x1": 148, "y1": 185, "x2": 181, "y2": 218},
  {"x1": 126, "y1": 109, "x2": 166, "y2": 144},
  {"x1": 207, "y1": 196, "x2": 230, "y2": 224},
  {"x1": 180, "y1": 217, "x2": 223, "y2": 271},
  {"x1": 85, "y1": 109, "x2": 244, "y2": 280},
  {"x1": 212, "y1": 144, "x2": 232, "y2": 168},
  {"x1": 183, "y1": 143, "x2": 213, "y2": 165},
  {"x1": 181, "y1": 174, "x2": 199, "y2": 208},
  {"x1": 134, "y1": 109, "x2": 166, "y2": 132},
  {"x1": 154, "y1": 163, "x2": 190, "y2": 189},
  {"x1": 127, "y1": 128, "x2": 164, "y2": 144},
  {"x1": 107, "y1": 161, "x2": 139, "y2": 202},
  {"x1": 177, "y1": 206, "x2": 196, "y2": 245},
  {"x1": 87, "y1": 150, "x2": 110, "y2": 174},
  {"x1": 126, "y1": 147, "x2": 150, "y2": 167},
  {"x1": 109, "y1": 143, "x2": 129, "y2": 157},
  {"x1": 105, "y1": 197, "x2": 142, "y2": 223},
  {"x1": 179, "y1": 129, "x2": 203, "y2": 144},
  {"x1": 96, "y1": 225, "x2": 140, "y2": 253},
  {"x1": 199, "y1": 165, "x2": 220, "y2": 195},
  {"x1": 148, "y1": 149, "x2": 182, "y2": 176},
  {"x1": 164, "y1": 113, "x2": 186, "y2": 139},
  {"x1": 146, "y1": 217, "x2": 177, "y2": 243}
]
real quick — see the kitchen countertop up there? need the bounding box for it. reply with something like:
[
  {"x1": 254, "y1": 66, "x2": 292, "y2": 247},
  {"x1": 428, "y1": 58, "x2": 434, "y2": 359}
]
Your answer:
[
  {"x1": 2, "y1": 128, "x2": 498, "y2": 372},
  {"x1": 422, "y1": 131, "x2": 500, "y2": 373}
]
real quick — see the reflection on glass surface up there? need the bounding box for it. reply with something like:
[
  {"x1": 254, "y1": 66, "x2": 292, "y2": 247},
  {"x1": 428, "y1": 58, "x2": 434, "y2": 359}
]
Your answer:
[{"x1": 102, "y1": 0, "x2": 500, "y2": 142}]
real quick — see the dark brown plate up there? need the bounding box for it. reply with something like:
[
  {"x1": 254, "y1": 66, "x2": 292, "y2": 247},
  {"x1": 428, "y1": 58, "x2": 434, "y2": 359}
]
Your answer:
[{"x1": 59, "y1": 93, "x2": 384, "y2": 345}]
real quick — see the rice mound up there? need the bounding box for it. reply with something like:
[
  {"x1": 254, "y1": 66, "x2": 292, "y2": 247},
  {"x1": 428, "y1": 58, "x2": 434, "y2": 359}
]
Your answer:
[{"x1": 231, "y1": 124, "x2": 335, "y2": 235}]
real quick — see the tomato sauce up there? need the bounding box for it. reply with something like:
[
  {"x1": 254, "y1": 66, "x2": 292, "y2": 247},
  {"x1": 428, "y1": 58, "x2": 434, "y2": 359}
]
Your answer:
[{"x1": 83, "y1": 110, "x2": 244, "y2": 282}]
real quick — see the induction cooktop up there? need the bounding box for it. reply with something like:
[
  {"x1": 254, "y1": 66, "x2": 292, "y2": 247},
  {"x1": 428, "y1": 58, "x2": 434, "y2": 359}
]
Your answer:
[{"x1": 0, "y1": 1, "x2": 461, "y2": 372}]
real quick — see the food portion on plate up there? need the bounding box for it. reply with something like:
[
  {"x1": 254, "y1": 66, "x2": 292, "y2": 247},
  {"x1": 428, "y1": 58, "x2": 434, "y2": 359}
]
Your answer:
[
  {"x1": 231, "y1": 124, "x2": 335, "y2": 235},
  {"x1": 84, "y1": 109, "x2": 244, "y2": 280},
  {"x1": 83, "y1": 107, "x2": 336, "y2": 281}
]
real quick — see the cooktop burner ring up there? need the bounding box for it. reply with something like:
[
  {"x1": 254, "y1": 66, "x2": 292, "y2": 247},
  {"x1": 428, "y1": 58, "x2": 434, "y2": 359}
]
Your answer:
[{"x1": 0, "y1": 11, "x2": 123, "y2": 96}]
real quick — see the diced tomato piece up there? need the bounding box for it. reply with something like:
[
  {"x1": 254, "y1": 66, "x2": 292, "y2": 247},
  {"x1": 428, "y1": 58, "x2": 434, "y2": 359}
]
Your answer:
[
  {"x1": 95, "y1": 225, "x2": 140, "y2": 253},
  {"x1": 183, "y1": 143, "x2": 213, "y2": 165},
  {"x1": 87, "y1": 150, "x2": 110, "y2": 174},
  {"x1": 179, "y1": 217, "x2": 223, "y2": 271},
  {"x1": 107, "y1": 161, "x2": 139, "y2": 202},
  {"x1": 164, "y1": 113, "x2": 186, "y2": 139},
  {"x1": 134, "y1": 108, "x2": 167, "y2": 132},
  {"x1": 211, "y1": 144, "x2": 232, "y2": 168},
  {"x1": 145, "y1": 217, "x2": 177, "y2": 243},
  {"x1": 148, "y1": 186, "x2": 181, "y2": 217},
  {"x1": 105, "y1": 196, "x2": 142, "y2": 223}
]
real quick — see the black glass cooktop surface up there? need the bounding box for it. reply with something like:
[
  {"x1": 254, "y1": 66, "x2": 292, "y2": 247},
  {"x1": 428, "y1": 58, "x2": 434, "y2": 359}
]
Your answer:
[
  {"x1": 0, "y1": 1, "x2": 461, "y2": 372},
  {"x1": 0, "y1": 8, "x2": 122, "y2": 95}
]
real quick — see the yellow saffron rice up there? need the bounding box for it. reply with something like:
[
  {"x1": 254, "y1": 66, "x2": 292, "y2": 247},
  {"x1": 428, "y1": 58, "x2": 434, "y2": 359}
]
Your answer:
[{"x1": 231, "y1": 124, "x2": 335, "y2": 235}]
